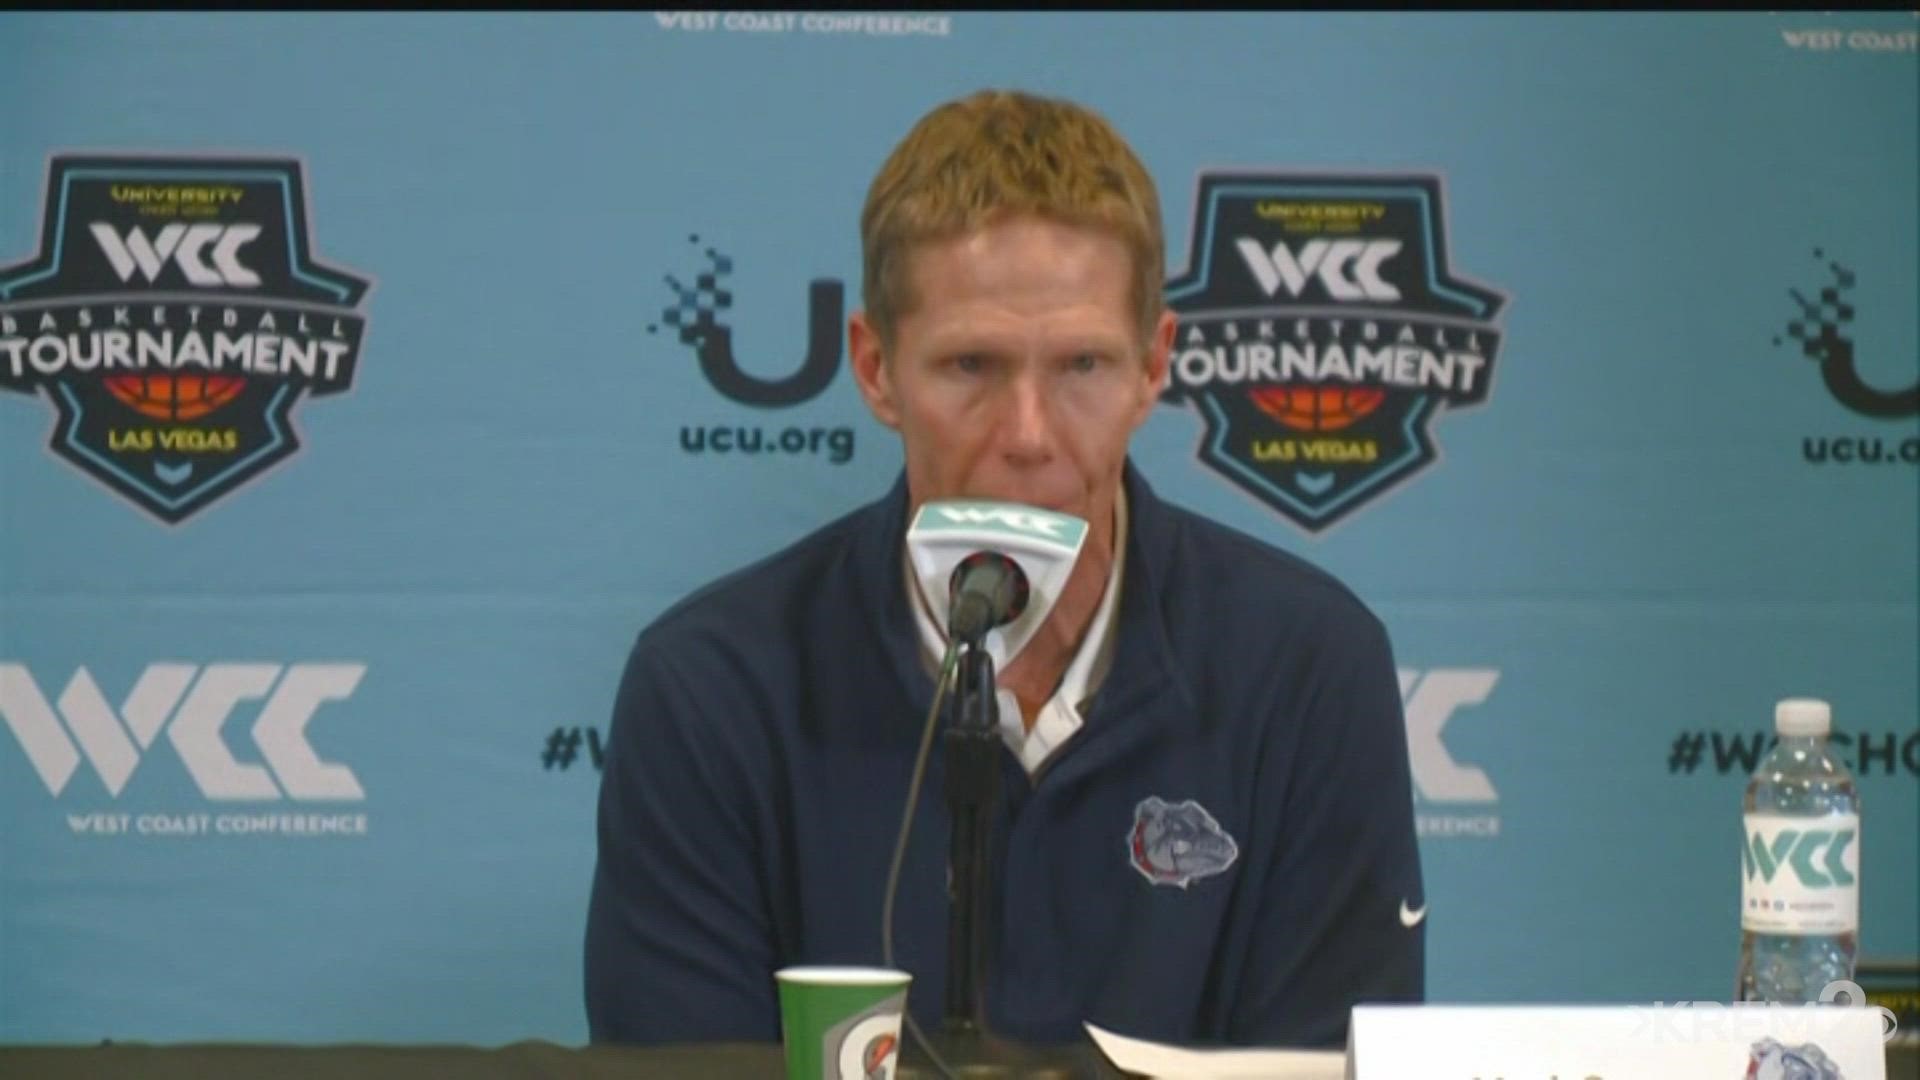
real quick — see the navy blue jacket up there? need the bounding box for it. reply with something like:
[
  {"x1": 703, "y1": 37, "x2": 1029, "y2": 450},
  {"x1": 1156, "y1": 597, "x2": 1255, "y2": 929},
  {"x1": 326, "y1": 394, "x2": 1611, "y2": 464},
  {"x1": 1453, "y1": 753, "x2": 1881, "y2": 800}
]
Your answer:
[{"x1": 584, "y1": 463, "x2": 1423, "y2": 1049}]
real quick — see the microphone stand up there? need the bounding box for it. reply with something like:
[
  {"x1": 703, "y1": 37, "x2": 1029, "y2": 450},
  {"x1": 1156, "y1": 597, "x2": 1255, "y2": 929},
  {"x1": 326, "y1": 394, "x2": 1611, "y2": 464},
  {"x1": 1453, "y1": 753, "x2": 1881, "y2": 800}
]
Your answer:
[
  {"x1": 903, "y1": 638, "x2": 1108, "y2": 1080},
  {"x1": 942, "y1": 639, "x2": 999, "y2": 1043}
]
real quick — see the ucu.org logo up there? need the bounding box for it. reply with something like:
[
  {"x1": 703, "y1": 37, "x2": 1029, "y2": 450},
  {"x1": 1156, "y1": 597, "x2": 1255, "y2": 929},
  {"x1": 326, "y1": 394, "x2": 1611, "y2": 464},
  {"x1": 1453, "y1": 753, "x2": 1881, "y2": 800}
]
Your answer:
[
  {"x1": 650, "y1": 235, "x2": 857, "y2": 465},
  {"x1": 0, "y1": 662, "x2": 365, "y2": 801}
]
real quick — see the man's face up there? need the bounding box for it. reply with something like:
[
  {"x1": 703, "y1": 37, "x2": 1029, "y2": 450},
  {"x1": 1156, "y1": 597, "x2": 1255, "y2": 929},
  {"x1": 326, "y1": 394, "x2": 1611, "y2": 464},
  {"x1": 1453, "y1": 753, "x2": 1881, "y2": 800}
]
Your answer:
[{"x1": 849, "y1": 215, "x2": 1175, "y2": 528}]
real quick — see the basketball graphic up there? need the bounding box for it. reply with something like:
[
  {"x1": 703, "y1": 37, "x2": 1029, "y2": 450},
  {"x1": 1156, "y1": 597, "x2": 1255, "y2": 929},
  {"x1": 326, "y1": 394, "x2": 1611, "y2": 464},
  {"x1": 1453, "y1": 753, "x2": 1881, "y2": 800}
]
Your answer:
[
  {"x1": 103, "y1": 374, "x2": 247, "y2": 421},
  {"x1": 1247, "y1": 385, "x2": 1385, "y2": 432}
]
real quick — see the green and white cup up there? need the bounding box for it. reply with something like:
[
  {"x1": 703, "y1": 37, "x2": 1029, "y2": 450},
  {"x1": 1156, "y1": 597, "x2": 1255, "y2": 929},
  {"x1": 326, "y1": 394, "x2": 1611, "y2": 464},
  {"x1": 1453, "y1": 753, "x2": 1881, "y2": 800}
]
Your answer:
[{"x1": 775, "y1": 965, "x2": 912, "y2": 1080}]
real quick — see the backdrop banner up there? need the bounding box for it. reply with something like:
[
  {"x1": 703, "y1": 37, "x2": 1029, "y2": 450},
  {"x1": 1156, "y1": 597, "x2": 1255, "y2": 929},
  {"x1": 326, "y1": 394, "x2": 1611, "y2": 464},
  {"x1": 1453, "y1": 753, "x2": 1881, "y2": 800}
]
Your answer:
[{"x1": 2, "y1": 11, "x2": 1914, "y2": 1046}]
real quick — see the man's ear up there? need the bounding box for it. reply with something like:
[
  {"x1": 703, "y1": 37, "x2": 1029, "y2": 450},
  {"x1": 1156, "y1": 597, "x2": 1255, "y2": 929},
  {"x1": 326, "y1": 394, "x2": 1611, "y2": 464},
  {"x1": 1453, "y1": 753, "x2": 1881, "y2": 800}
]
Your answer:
[
  {"x1": 1130, "y1": 308, "x2": 1177, "y2": 429},
  {"x1": 848, "y1": 310, "x2": 902, "y2": 430}
]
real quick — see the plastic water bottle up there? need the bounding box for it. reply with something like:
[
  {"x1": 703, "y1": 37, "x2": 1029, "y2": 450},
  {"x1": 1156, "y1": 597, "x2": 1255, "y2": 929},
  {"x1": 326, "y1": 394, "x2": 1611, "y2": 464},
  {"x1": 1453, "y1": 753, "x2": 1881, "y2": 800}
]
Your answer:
[{"x1": 1735, "y1": 698, "x2": 1861, "y2": 1003}]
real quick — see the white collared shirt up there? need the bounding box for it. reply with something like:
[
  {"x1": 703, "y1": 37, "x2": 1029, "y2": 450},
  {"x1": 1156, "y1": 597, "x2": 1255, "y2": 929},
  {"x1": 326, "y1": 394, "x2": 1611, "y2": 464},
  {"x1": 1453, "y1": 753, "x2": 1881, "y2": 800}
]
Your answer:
[{"x1": 905, "y1": 488, "x2": 1128, "y2": 778}]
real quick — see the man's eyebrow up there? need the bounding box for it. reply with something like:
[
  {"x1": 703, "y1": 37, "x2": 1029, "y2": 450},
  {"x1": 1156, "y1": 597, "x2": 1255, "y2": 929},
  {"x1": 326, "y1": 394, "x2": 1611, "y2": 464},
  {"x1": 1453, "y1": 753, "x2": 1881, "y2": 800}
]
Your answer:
[
  {"x1": 916, "y1": 329, "x2": 1014, "y2": 354},
  {"x1": 918, "y1": 326, "x2": 1133, "y2": 354}
]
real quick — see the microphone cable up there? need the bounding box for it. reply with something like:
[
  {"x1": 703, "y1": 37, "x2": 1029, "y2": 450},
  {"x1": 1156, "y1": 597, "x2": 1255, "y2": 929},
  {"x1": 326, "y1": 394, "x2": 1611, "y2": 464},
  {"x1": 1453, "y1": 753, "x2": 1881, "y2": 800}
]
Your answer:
[{"x1": 879, "y1": 639, "x2": 961, "y2": 1080}]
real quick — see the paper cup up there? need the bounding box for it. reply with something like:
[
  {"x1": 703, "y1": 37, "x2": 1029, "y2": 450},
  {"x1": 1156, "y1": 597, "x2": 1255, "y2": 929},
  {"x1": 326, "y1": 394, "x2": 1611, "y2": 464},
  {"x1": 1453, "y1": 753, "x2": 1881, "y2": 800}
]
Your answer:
[{"x1": 775, "y1": 965, "x2": 912, "y2": 1080}]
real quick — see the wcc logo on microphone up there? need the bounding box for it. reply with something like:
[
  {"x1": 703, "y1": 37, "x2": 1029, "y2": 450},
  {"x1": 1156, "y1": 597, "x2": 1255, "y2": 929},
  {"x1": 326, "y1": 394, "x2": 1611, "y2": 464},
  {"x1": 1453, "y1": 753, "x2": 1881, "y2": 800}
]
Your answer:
[
  {"x1": 1160, "y1": 173, "x2": 1508, "y2": 534},
  {"x1": 0, "y1": 155, "x2": 371, "y2": 524}
]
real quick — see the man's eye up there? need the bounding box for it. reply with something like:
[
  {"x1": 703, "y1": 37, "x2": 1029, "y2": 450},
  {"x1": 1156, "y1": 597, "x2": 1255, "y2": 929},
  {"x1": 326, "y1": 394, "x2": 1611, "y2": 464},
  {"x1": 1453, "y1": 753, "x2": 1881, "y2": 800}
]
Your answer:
[
  {"x1": 1068, "y1": 353, "x2": 1100, "y2": 373},
  {"x1": 953, "y1": 353, "x2": 985, "y2": 373}
]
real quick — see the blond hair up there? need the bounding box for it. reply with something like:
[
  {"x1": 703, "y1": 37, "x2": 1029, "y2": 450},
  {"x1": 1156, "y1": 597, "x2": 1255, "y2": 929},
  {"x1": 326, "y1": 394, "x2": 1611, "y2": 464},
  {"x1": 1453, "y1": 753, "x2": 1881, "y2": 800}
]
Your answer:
[{"x1": 860, "y1": 89, "x2": 1165, "y2": 348}]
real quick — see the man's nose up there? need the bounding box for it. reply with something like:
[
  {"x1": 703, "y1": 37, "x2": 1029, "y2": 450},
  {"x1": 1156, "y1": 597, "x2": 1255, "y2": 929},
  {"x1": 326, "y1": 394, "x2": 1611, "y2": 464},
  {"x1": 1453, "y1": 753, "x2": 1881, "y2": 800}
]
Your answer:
[{"x1": 999, "y1": 372, "x2": 1055, "y2": 465}]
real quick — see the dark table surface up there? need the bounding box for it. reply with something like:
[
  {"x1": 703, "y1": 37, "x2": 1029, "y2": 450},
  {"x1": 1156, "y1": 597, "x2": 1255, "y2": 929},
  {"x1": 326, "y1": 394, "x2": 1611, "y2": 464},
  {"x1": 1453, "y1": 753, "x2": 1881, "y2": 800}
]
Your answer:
[
  {"x1": 1, "y1": 1037, "x2": 1913, "y2": 1079},
  {"x1": 0, "y1": 1042, "x2": 788, "y2": 1080},
  {"x1": 0, "y1": 1038, "x2": 1134, "y2": 1079}
]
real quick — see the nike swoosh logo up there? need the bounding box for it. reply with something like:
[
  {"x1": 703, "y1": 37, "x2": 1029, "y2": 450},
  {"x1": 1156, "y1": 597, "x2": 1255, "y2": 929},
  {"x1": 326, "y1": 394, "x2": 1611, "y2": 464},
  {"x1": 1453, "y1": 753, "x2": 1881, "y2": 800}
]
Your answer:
[{"x1": 1399, "y1": 900, "x2": 1427, "y2": 928}]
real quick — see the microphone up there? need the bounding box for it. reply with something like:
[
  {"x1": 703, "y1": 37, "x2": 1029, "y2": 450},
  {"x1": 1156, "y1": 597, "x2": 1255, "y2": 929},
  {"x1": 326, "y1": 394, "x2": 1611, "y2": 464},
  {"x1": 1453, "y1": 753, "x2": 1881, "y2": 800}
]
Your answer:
[
  {"x1": 946, "y1": 552, "x2": 1030, "y2": 645},
  {"x1": 904, "y1": 499, "x2": 1089, "y2": 670},
  {"x1": 886, "y1": 500, "x2": 1090, "y2": 1075}
]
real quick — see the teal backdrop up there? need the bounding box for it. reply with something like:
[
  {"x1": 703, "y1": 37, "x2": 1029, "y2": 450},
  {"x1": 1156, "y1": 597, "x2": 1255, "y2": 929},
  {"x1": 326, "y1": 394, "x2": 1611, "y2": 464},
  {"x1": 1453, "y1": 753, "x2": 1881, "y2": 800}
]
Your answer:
[{"x1": 2, "y1": 11, "x2": 1915, "y2": 1046}]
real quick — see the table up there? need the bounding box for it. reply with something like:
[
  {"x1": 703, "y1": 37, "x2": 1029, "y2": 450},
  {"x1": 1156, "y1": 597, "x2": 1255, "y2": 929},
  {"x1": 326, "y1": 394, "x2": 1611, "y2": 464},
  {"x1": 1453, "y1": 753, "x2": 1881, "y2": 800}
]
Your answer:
[
  {"x1": 2, "y1": 1037, "x2": 1912, "y2": 1078},
  {"x1": 0, "y1": 1038, "x2": 1130, "y2": 1079}
]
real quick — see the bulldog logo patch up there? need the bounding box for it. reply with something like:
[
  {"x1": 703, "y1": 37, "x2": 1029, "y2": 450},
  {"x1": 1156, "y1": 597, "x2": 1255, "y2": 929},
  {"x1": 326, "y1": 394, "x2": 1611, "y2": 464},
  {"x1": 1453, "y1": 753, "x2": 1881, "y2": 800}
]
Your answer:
[
  {"x1": 1746, "y1": 1037, "x2": 1844, "y2": 1080},
  {"x1": 1128, "y1": 797, "x2": 1239, "y2": 889}
]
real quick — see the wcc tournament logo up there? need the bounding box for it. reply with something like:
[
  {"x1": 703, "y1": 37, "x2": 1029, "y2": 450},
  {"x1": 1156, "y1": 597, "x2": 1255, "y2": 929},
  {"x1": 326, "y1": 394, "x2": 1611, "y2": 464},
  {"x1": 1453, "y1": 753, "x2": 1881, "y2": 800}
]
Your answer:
[
  {"x1": 0, "y1": 155, "x2": 371, "y2": 524},
  {"x1": 1160, "y1": 173, "x2": 1507, "y2": 533}
]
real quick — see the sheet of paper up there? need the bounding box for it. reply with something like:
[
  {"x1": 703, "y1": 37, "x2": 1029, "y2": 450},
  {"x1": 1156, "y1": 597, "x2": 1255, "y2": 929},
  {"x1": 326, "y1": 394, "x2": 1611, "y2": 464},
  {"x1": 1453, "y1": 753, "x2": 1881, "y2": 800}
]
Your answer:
[
  {"x1": 1347, "y1": 1004, "x2": 1889, "y2": 1080},
  {"x1": 1082, "y1": 1022, "x2": 1346, "y2": 1079}
]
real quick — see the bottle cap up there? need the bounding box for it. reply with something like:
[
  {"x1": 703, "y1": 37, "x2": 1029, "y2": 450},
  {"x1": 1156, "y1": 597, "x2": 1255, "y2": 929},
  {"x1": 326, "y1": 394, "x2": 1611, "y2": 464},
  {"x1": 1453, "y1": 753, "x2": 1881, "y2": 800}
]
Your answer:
[{"x1": 1775, "y1": 697, "x2": 1831, "y2": 737}]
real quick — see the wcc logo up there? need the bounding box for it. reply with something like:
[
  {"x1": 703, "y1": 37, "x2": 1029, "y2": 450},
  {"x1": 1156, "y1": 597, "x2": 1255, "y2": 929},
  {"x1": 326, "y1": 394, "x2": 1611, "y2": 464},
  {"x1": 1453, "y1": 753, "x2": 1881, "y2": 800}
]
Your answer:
[
  {"x1": 1160, "y1": 173, "x2": 1508, "y2": 533},
  {"x1": 1743, "y1": 825, "x2": 1857, "y2": 889},
  {"x1": 924, "y1": 503, "x2": 1081, "y2": 542},
  {"x1": 0, "y1": 663, "x2": 366, "y2": 801},
  {"x1": 0, "y1": 155, "x2": 371, "y2": 524},
  {"x1": 1400, "y1": 668, "x2": 1500, "y2": 803},
  {"x1": 1400, "y1": 668, "x2": 1503, "y2": 840}
]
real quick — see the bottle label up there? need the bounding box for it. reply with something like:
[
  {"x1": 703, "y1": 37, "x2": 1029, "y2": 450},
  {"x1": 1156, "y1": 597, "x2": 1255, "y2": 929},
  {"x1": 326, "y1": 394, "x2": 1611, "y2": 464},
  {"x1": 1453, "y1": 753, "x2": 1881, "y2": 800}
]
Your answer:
[{"x1": 1740, "y1": 812, "x2": 1859, "y2": 934}]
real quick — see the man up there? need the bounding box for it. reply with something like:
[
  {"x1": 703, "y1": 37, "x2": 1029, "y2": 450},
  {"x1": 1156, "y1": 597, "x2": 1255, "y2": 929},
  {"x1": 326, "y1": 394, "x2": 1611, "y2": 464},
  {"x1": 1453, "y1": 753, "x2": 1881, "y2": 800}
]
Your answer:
[{"x1": 584, "y1": 89, "x2": 1423, "y2": 1050}]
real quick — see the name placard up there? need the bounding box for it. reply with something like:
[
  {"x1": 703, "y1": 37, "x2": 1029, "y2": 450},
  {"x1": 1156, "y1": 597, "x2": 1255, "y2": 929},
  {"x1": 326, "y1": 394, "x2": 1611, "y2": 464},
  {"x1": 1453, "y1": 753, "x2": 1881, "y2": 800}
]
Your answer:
[{"x1": 1348, "y1": 1003, "x2": 1890, "y2": 1079}]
